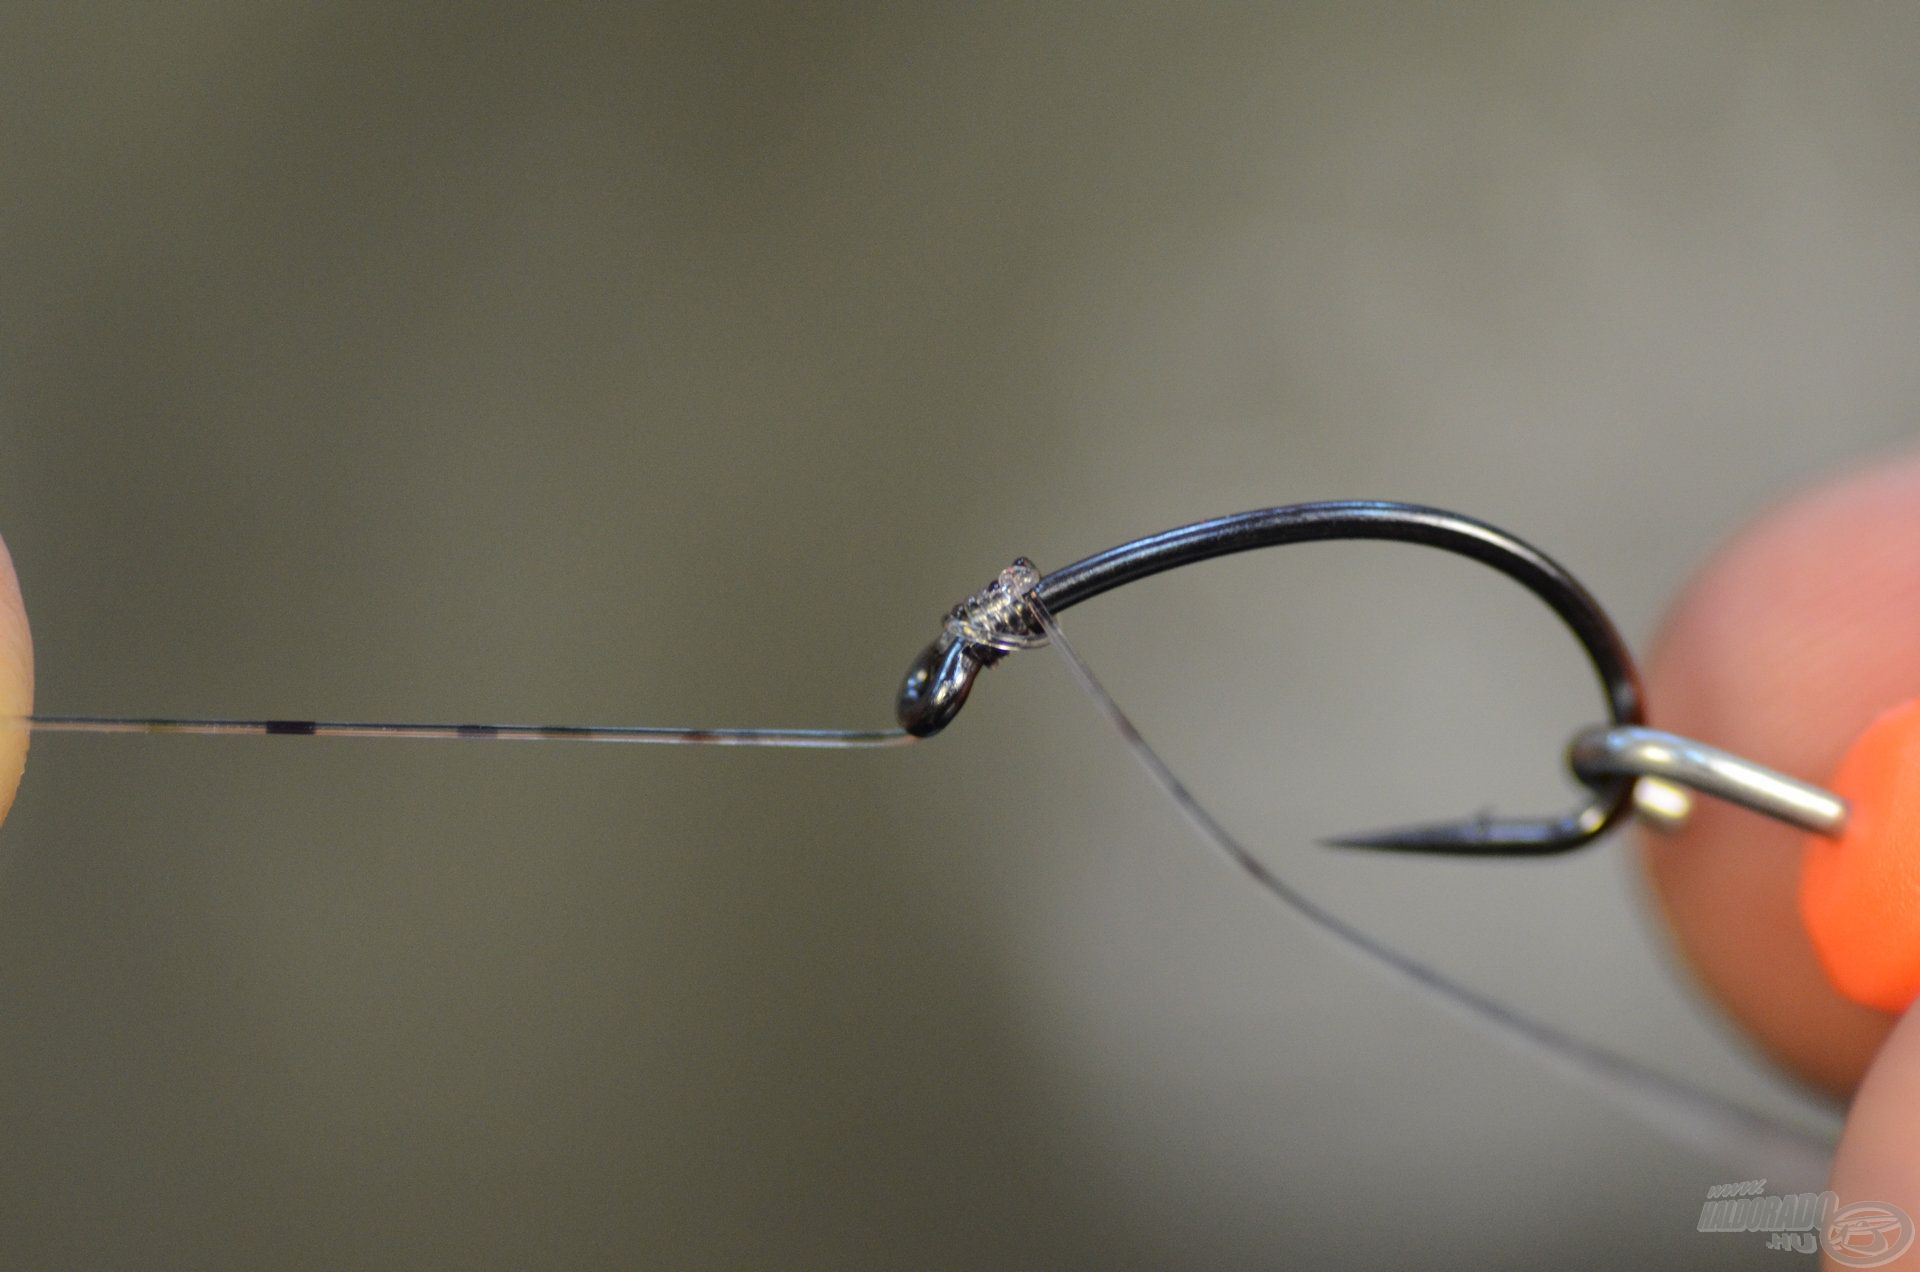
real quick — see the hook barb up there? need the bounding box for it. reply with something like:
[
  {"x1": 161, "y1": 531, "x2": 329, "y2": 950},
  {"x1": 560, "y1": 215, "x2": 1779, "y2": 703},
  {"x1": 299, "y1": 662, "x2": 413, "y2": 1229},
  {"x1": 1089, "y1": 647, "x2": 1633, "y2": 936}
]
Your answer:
[{"x1": 1321, "y1": 807, "x2": 1615, "y2": 856}]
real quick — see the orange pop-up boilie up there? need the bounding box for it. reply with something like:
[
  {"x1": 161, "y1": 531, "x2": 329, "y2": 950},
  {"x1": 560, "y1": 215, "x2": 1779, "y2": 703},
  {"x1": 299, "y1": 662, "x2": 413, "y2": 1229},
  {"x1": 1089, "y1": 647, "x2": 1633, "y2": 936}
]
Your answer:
[{"x1": 1801, "y1": 697, "x2": 1920, "y2": 1015}]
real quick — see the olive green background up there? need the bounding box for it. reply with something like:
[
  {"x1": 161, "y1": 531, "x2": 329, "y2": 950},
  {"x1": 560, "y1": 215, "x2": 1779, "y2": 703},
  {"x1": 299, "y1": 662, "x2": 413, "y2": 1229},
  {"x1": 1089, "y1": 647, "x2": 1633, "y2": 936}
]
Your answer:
[{"x1": 3, "y1": 5, "x2": 1917, "y2": 1269}]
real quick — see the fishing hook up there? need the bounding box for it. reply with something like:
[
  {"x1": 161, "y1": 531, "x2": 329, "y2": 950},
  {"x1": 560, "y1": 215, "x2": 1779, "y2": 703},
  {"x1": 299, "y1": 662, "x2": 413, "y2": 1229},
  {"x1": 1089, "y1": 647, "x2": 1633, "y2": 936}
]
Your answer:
[{"x1": 895, "y1": 500, "x2": 1846, "y2": 855}]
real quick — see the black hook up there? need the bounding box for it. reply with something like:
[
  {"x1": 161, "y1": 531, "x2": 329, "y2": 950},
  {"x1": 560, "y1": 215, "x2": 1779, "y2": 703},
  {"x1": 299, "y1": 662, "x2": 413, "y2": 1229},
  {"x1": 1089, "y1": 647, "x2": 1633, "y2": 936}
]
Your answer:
[{"x1": 895, "y1": 501, "x2": 1645, "y2": 855}]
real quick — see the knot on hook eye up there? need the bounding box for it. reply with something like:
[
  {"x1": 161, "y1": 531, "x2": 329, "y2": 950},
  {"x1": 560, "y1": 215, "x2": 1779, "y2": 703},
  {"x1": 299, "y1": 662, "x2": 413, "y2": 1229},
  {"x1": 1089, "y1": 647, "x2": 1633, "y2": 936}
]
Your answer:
[
  {"x1": 896, "y1": 559, "x2": 1047, "y2": 738},
  {"x1": 946, "y1": 559, "x2": 1048, "y2": 652}
]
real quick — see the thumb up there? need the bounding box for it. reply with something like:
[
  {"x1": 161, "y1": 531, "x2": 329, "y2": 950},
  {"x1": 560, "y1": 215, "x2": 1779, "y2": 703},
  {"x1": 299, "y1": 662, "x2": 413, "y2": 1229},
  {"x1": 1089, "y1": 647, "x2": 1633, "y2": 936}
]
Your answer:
[{"x1": 0, "y1": 533, "x2": 31, "y2": 829}]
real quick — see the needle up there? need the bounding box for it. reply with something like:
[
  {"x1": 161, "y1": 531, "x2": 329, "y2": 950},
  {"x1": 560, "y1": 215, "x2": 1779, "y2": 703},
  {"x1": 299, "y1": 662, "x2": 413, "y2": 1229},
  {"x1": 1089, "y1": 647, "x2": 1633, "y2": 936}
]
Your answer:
[{"x1": 14, "y1": 715, "x2": 914, "y2": 749}]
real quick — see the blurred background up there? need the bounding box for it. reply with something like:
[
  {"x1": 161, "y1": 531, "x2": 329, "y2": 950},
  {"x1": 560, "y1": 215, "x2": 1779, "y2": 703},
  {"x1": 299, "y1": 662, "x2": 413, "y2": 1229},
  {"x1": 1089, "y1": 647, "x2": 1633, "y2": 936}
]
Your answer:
[{"x1": 3, "y1": 4, "x2": 1917, "y2": 1268}]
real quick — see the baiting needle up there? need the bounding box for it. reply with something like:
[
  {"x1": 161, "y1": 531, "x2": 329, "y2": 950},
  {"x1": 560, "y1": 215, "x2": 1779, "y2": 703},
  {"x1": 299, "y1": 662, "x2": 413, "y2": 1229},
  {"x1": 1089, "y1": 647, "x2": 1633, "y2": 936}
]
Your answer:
[{"x1": 17, "y1": 715, "x2": 913, "y2": 748}]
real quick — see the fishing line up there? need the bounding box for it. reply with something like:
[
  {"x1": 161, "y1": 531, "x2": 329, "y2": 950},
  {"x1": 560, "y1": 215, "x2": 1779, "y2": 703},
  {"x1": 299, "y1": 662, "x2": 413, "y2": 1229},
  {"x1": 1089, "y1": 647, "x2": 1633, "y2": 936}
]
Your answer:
[{"x1": 1022, "y1": 582, "x2": 1839, "y2": 1187}]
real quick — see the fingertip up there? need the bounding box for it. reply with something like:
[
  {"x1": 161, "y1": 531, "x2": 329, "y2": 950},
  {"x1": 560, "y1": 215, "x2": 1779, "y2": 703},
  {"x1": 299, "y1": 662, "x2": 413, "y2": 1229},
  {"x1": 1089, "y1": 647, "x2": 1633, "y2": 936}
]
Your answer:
[
  {"x1": 1640, "y1": 451, "x2": 1920, "y2": 1094},
  {"x1": 1826, "y1": 1002, "x2": 1920, "y2": 1267},
  {"x1": 0, "y1": 533, "x2": 31, "y2": 830}
]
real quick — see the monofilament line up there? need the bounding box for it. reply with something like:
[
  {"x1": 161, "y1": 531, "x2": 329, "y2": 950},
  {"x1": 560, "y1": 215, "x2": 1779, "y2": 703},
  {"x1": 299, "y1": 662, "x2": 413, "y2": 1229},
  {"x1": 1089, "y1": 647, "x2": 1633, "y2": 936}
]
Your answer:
[{"x1": 1023, "y1": 589, "x2": 1838, "y2": 1188}]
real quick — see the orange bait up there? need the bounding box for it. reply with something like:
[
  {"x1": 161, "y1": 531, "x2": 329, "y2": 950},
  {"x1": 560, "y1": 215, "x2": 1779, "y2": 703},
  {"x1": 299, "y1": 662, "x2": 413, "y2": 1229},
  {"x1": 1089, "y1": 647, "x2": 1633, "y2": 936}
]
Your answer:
[{"x1": 1802, "y1": 697, "x2": 1920, "y2": 1014}]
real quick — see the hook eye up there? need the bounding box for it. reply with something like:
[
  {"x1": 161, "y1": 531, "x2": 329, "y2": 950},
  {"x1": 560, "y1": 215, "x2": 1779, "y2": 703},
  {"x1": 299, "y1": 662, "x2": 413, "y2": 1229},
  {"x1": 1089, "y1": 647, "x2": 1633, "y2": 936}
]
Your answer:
[{"x1": 896, "y1": 632, "x2": 991, "y2": 738}]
